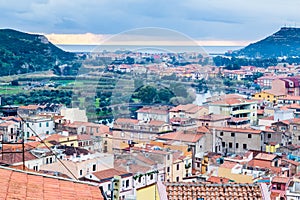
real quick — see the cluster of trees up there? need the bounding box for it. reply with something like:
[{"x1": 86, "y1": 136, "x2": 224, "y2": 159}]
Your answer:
[
  {"x1": 213, "y1": 56, "x2": 278, "y2": 69},
  {"x1": 134, "y1": 83, "x2": 196, "y2": 105},
  {"x1": 2, "y1": 90, "x2": 73, "y2": 106}
]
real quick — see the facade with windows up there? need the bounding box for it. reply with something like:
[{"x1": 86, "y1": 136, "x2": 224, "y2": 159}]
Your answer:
[
  {"x1": 22, "y1": 116, "x2": 55, "y2": 139},
  {"x1": 208, "y1": 97, "x2": 258, "y2": 125},
  {"x1": 213, "y1": 127, "x2": 263, "y2": 154},
  {"x1": 84, "y1": 168, "x2": 134, "y2": 200}
]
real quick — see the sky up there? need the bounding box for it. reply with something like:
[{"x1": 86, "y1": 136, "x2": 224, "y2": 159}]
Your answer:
[{"x1": 1, "y1": 0, "x2": 300, "y2": 45}]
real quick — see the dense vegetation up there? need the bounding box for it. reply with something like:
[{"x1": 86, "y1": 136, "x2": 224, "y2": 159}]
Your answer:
[
  {"x1": 1, "y1": 90, "x2": 72, "y2": 106},
  {"x1": 232, "y1": 27, "x2": 300, "y2": 58},
  {"x1": 0, "y1": 29, "x2": 77, "y2": 76}
]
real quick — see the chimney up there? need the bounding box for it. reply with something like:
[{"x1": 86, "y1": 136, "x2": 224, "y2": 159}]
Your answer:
[{"x1": 126, "y1": 164, "x2": 130, "y2": 172}]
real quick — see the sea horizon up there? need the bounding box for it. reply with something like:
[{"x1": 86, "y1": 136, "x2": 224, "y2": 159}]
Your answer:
[{"x1": 57, "y1": 44, "x2": 243, "y2": 54}]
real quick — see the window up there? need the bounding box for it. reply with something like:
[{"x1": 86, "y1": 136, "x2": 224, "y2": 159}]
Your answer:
[
  {"x1": 243, "y1": 144, "x2": 247, "y2": 149},
  {"x1": 33, "y1": 166, "x2": 38, "y2": 171},
  {"x1": 49, "y1": 157, "x2": 53, "y2": 163},
  {"x1": 167, "y1": 167, "x2": 170, "y2": 173},
  {"x1": 268, "y1": 133, "x2": 271, "y2": 139},
  {"x1": 26, "y1": 123, "x2": 29, "y2": 127},
  {"x1": 298, "y1": 136, "x2": 300, "y2": 141},
  {"x1": 229, "y1": 142, "x2": 233, "y2": 148},
  {"x1": 294, "y1": 126, "x2": 297, "y2": 130},
  {"x1": 258, "y1": 95, "x2": 261, "y2": 98},
  {"x1": 122, "y1": 180, "x2": 125, "y2": 187},
  {"x1": 46, "y1": 122, "x2": 49, "y2": 127},
  {"x1": 126, "y1": 180, "x2": 129, "y2": 188},
  {"x1": 79, "y1": 170, "x2": 83, "y2": 176},
  {"x1": 150, "y1": 174, "x2": 153, "y2": 180},
  {"x1": 46, "y1": 131, "x2": 49, "y2": 134},
  {"x1": 220, "y1": 132, "x2": 224, "y2": 136},
  {"x1": 248, "y1": 134, "x2": 252, "y2": 138},
  {"x1": 176, "y1": 177, "x2": 179, "y2": 182},
  {"x1": 222, "y1": 142, "x2": 225, "y2": 147},
  {"x1": 108, "y1": 183, "x2": 111, "y2": 190},
  {"x1": 92, "y1": 164, "x2": 96, "y2": 171},
  {"x1": 236, "y1": 143, "x2": 239, "y2": 149},
  {"x1": 231, "y1": 132, "x2": 235, "y2": 137},
  {"x1": 27, "y1": 132, "x2": 30, "y2": 138},
  {"x1": 39, "y1": 123, "x2": 42, "y2": 127},
  {"x1": 167, "y1": 154, "x2": 170, "y2": 160},
  {"x1": 177, "y1": 164, "x2": 180, "y2": 171}
]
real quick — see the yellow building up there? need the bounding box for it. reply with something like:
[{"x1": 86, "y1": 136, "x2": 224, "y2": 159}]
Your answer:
[
  {"x1": 253, "y1": 90, "x2": 286, "y2": 104},
  {"x1": 218, "y1": 162, "x2": 253, "y2": 183},
  {"x1": 136, "y1": 184, "x2": 160, "y2": 200},
  {"x1": 59, "y1": 135, "x2": 79, "y2": 147},
  {"x1": 265, "y1": 143, "x2": 280, "y2": 153}
]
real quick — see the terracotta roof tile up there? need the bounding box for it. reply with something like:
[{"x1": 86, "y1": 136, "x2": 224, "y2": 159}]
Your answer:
[
  {"x1": 272, "y1": 176, "x2": 291, "y2": 184},
  {"x1": 0, "y1": 166, "x2": 104, "y2": 200},
  {"x1": 207, "y1": 176, "x2": 230, "y2": 184},
  {"x1": 136, "y1": 106, "x2": 169, "y2": 115},
  {"x1": 92, "y1": 168, "x2": 131, "y2": 181},
  {"x1": 255, "y1": 153, "x2": 277, "y2": 161},
  {"x1": 212, "y1": 127, "x2": 262, "y2": 134},
  {"x1": 157, "y1": 131, "x2": 204, "y2": 143},
  {"x1": 165, "y1": 182, "x2": 262, "y2": 199}
]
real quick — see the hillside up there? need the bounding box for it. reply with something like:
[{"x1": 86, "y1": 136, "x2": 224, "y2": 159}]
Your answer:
[
  {"x1": 0, "y1": 29, "x2": 76, "y2": 76},
  {"x1": 233, "y1": 27, "x2": 300, "y2": 58}
]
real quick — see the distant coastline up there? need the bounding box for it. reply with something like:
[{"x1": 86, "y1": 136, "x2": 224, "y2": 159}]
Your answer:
[{"x1": 57, "y1": 44, "x2": 243, "y2": 55}]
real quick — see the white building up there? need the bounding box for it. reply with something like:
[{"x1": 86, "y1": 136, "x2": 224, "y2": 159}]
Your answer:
[
  {"x1": 60, "y1": 107, "x2": 88, "y2": 123},
  {"x1": 23, "y1": 117, "x2": 55, "y2": 139},
  {"x1": 85, "y1": 168, "x2": 134, "y2": 200}
]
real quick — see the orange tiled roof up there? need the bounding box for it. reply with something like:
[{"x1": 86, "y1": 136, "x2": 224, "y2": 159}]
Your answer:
[
  {"x1": 115, "y1": 118, "x2": 139, "y2": 124},
  {"x1": 169, "y1": 104, "x2": 203, "y2": 114},
  {"x1": 207, "y1": 176, "x2": 230, "y2": 184},
  {"x1": 272, "y1": 176, "x2": 291, "y2": 184},
  {"x1": 212, "y1": 127, "x2": 262, "y2": 134},
  {"x1": 255, "y1": 153, "x2": 277, "y2": 161},
  {"x1": 220, "y1": 161, "x2": 238, "y2": 169},
  {"x1": 77, "y1": 134, "x2": 92, "y2": 141},
  {"x1": 210, "y1": 98, "x2": 256, "y2": 105},
  {"x1": 136, "y1": 106, "x2": 169, "y2": 115},
  {"x1": 92, "y1": 168, "x2": 131, "y2": 181},
  {"x1": 279, "y1": 95, "x2": 300, "y2": 101},
  {"x1": 0, "y1": 166, "x2": 104, "y2": 199},
  {"x1": 18, "y1": 104, "x2": 40, "y2": 110},
  {"x1": 165, "y1": 182, "x2": 262, "y2": 199},
  {"x1": 45, "y1": 134, "x2": 64, "y2": 142},
  {"x1": 197, "y1": 126, "x2": 210, "y2": 133},
  {"x1": 157, "y1": 131, "x2": 204, "y2": 143},
  {"x1": 148, "y1": 120, "x2": 166, "y2": 126}
]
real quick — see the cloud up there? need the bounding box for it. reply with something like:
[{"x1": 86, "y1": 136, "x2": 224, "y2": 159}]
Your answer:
[{"x1": 1, "y1": 0, "x2": 300, "y2": 42}]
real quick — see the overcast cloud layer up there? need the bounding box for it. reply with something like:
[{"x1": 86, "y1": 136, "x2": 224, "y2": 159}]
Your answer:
[{"x1": 0, "y1": 0, "x2": 299, "y2": 43}]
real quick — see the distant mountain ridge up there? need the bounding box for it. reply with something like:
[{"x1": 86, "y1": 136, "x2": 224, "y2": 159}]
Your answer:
[
  {"x1": 0, "y1": 29, "x2": 75, "y2": 76},
  {"x1": 233, "y1": 27, "x2": 300, "y2": 58}
]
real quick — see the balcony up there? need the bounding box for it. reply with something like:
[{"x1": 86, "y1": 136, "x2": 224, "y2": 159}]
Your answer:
[{"x1": 232, "y1": 109, "x2": 251, "y2": 115}]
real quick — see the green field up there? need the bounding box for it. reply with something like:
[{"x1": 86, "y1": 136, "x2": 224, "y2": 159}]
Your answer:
[{"x1": 0, "y1": 85, "x2": 24, "y2": 95}]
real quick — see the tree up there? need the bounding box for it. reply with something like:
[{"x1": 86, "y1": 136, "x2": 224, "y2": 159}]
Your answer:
[
  {"x1": 157, "y1": 88, "x2": 174, "y2": 103},
  {"x1": 137, "y1": 85, "x2": 157, "y2": 103}
]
